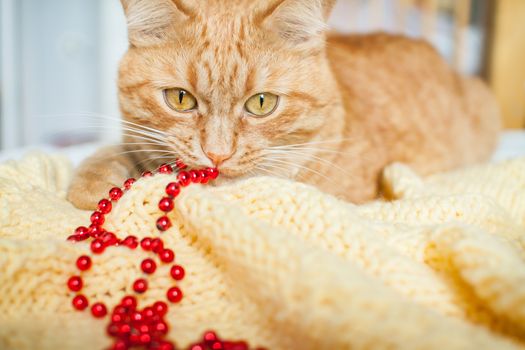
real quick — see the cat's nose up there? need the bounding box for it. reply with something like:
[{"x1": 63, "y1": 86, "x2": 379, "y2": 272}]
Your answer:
[{"x1": 204, "y1": 151, "x2": 233, "y2": 167}]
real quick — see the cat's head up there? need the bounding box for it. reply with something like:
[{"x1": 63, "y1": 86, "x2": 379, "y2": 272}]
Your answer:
[{"x1": 118, "y1": 0, "x2": 342, "y2": 179}]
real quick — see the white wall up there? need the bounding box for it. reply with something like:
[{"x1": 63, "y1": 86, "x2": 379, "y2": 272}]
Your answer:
[{"x1": 1, "y1": 0, "x2": 127, "y2": 150}]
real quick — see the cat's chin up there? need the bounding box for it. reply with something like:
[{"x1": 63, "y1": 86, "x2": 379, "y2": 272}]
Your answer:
[
  {"x1": 209, "y1": 167, "x2": 261, "y2": 185},
  {"x1": 214, "y1": 167, "x2": 249, "y2": 179}
]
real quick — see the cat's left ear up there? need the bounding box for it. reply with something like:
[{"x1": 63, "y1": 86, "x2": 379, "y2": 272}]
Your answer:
[{"x1": 256, "y1": 0, "x2": 336, "y2": 49}]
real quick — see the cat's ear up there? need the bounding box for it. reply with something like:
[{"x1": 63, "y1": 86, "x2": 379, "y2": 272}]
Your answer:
[
  {"x1": 257, "y1": 0, "x2": 336, "y2": 49},
  {"x1": 120, "y1": 0, "x2": 195, "y2": 47}
]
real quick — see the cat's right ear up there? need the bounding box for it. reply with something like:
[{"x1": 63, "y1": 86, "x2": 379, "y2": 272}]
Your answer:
[{"x1": 120, "y1": 0, "x2": 195, "y2": 47}]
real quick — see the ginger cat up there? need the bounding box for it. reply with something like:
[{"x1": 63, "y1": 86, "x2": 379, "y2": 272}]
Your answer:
[{"x1": 68, "y1": 0, "x2": 500, "y2": 210}]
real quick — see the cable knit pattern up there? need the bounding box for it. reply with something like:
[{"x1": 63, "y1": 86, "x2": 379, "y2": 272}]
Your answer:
[{"x1": 0, "y1": 153, "x2": 524, "y2": 350}]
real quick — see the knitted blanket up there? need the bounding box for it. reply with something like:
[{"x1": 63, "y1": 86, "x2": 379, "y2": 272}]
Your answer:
[{"x1": 0, "y1": 153, "x2": 524, "y2": 350}]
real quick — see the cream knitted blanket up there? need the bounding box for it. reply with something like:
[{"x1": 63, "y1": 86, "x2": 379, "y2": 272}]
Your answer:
[{"x1": 0, "y1": 153, "x2": 524, "y2": 350}]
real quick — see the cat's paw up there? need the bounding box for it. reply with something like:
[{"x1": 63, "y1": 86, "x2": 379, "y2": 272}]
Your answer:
[{"x1": 67, "y1": 178, "x2": 116, "y2": 210}]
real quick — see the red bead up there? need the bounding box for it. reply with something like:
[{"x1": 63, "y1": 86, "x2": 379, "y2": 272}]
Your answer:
[
  {"x1": 212, "y1": 342, "x2": 224, "y2": 350},
  {"x1": 74, "y1": 226, "x2": 90, "y2": 238},
  {"x1": 91, "y1": 302, "x2": 107, "y2": 318},
  {"x1": 67, "y1": 276, "x2": 83, "y2": 292},
  {"x1": 114, "y1": 304, "x2": 129, "y2": 315},
  {"x1": 159, "y1": 249, "x2": 175, "y2": 263},
  {"x1": 133, "y1": 279, "x2": 148, "y2": 293},
  {"x1": 72, "y1": 295, "x2": 89, "y2": 310},
  {"x1": 166, "y1": 286, "x2": 183, "y2": 303},
  {"x1": 131, "y1": 311, "x2": 143, "y2": 322},
  {"x1": 124, "y1": 178, "x2": 136, "y2": 190},
  {"x1": 109, "y1": 187, "x2": 123, "y2": 201},
  {"x1": 158, "y1": 341, "x2": 175, "y2": 350},
  {"x1": 189, "y1": 170, "x2": 200, "y2": 183},
  {"x1": 175, "y1": 159, "x2": 187, "y2": 169},
  {"x1": 118, "y1": 323, "x2": 131, "y2": 335},
  {"x1": 140, "y1": 237, "x2": 152, "y2": 251},
  {"x1": 141, "y1": 258, "x2": 157, "y2": 274},
  {"x1": 190, "y1": 345, "x2": 204, "y2": 350},
  {"x1": 91, "y1": 239, "x2": 105, "y2": 254},
  {"x1": 224, "y1": 342, "x2": 248, "y2": 350},
  {"x1": 76, "y1": 255, "x2": 92, "y2": 271},
  {"x1": 170, "y1": 265, "x2": 185, "y2": 280},
  {"x1": 141, "y1": 171, "x2": 153, "y2": 177},
  {"x1": 111, "y1": 313, "x2": 123, "y2": 323},
  {"x1": 112, "y1": 340, "x2": 128, "y2": 350},
  {"x1": 88, "y1": 224, "x2": 104, "y2": 238},
  {"x1": 153, "y1": 321, "x2": 169, "y2": 334},
  {"x1": 150, "y1": 238, "x2": 164, "y2": 253},
  {"x1": 158, "y1": 164, "x2": 173, "y2": 174},
  {"x1": 206, "y1": 167, "x2": 219, "y2": 180},
  {"x1": 129, "y1": 333, "x2": 141, "y2": 345},
  {"x1": 204, "y1": 331, "x2": 218, "y2": 343},
  {"x1": 199, "y1": 170, "x2": 210, "y2": 184},
  {"x1": 165, "y1": 182, "x2": 181, "y2": 198},
  {"x1": 90, "y1": 211, "x2": 105, "y2": 226},
  {"x1": 67, "y1": 233, "x2": 89, "y2": 242},
  {"x1": 158, "y1": 197, "x2": 174, "y2": 212},
  {"x1": 143, "y1": 306, "x2": 155, "y2": 319},
  {"x1": 102, "y1": 232, "x2": 118, "y2": 246},
  {"x1": 67, "y1": 234, "x2": 79, "y2": 242},
  {"x1": 123, "y1": 235, "x2": 138, "y2": 249},
  {"x1": 97, "y1": 199, "x2": 112, "y2": 214},
  {"x1": 107, "y1": 323, "x2": 120, "y2": 336},
  {"x1": 121, "y1": 295, "x2": 137, "y2": 309},
  {"x1": 156, "y1": 216, "x2": 172, "y2": 232},
  {"x1": 139, "y1": 324, "x2": 150, "y2": 334},
  {"x1": 153, "y1": 301, "x2": 168, "y2": 316},
  {"x1": 139, "y1": 333, "x2": 151, "y2": 345},
  {"x1": 178, "y1": 171, "x2": 191, "y2": 186}
]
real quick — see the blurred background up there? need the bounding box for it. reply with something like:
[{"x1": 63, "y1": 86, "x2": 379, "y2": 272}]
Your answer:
[{"x1": 0, "y1": 0, "x2": 524, "y2": 154}]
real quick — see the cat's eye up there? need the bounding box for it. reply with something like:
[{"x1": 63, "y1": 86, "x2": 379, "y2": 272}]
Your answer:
[
  {"x1": 164, "y1": 88, "x2": 197, "y2": 112},
  {"x1": 244, "y1": 93, "x2": 279, "y2": 117}
]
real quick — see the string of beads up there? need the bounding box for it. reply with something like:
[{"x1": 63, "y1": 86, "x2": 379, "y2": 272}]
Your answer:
[{"x1": 67, "y1": 160, "x2": 263, "y2": 350}]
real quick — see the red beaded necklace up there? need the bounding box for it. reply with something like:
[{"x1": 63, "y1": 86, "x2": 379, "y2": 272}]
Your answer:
[{"x1": 67, "y1": 160, "x2": 263, "y2": 350}]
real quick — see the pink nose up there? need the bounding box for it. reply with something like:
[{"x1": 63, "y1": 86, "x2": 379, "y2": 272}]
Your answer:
[{"x1": 205, "y1": 151, "x2": 233, "y2": 167}]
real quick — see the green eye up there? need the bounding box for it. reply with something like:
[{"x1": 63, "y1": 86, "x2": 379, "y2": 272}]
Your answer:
[
  {"x1": 245, "y1": 92, "x2": 279, "y2": 117},
  {"x1": 164, "y1": 88, "x2": 197, "y2": 112}
]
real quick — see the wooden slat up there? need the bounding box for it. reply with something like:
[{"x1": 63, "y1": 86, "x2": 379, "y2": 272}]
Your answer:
[{"x1": 489, "y1": 0, "x2": 525, "y2": 128}]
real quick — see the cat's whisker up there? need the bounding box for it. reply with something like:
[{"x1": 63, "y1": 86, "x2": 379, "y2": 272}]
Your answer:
[
  {"x1": 135, "y1": 153, "x2": 178, "y2": 168},
  {"x1": 38, "y1": 113, "x2": 169, "y2": 143},
  {"x1": 119, "y1": 133, "x2": 169, "y2": 146},
  {"x1": 261, "y1": 156, "x2": 337, "y2": 185},
  {"x1": 271, "y1": 144, "x2": 377, "y2": 163},
  {"x1": 93, "y1": 149, "x2": 171, "y2": 164},
  {"x1": 264, "y1": 149, "x2": 351, "y2": 176},
  {"x1": 268, "y1": 138, "x2": 353, "y2": 149},
  {"x1": 117, "y1": 141, "x2": 170, "y2": 148},
  {"x1": 42, "y1": 112, "x2": 170, "y2": 138},
  {"x1": 49, "y1": 123, "x2": 169, "y2": 145},
  {"x1": 118, "y1": 126, "x2": 167, "y2": 143},
  {"x1": 104, "y1": 148, "x2": 173, "y2": 160},
  {"x1": 267, "y1": 146, "x2": 350, "y2": 156},
  {"x1": 252, "y1": 164, "x2": 288, "y2": 179}
]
